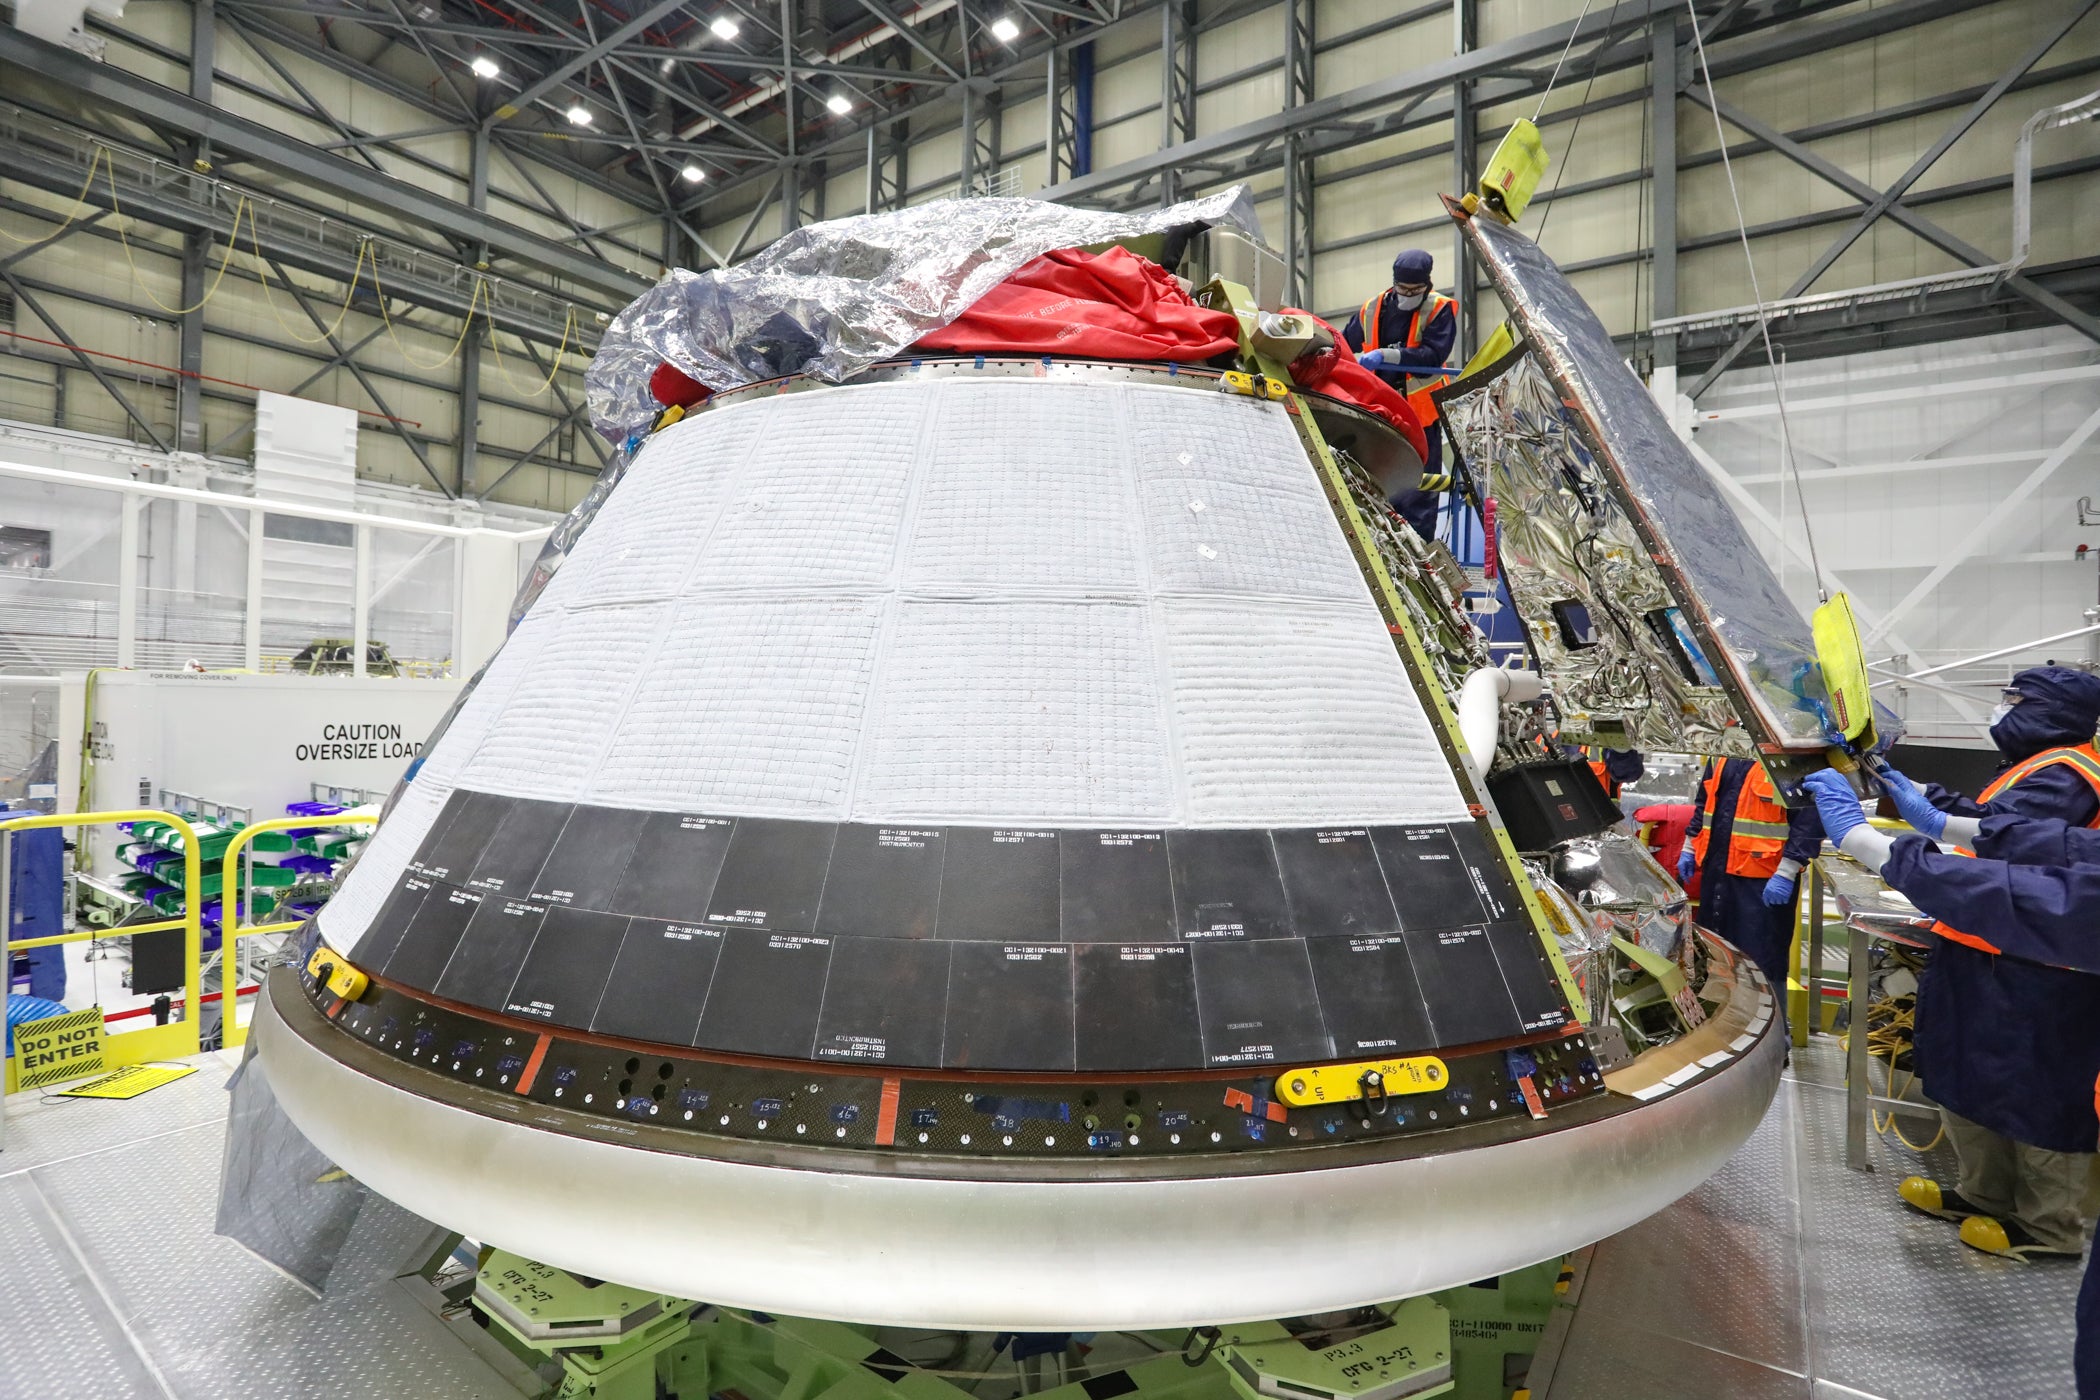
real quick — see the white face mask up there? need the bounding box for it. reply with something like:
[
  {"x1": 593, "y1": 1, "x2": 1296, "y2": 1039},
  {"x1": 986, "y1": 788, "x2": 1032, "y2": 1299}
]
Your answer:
[
  {"x1": 1392, "y1": 289, "x2": 1426, "y2": 310},
  {"x1": 1989, "y1": 702, "x2": 2013, "y2": 726}
]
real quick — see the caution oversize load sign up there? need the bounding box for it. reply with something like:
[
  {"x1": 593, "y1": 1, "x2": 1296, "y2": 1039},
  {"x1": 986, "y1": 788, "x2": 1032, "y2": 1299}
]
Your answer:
[{"x1": 13, "y1": 1007, "x2": 106, "y2": 1091}]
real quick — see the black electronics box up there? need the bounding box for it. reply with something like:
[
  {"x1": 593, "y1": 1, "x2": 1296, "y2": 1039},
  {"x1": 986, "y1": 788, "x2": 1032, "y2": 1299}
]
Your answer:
[
  {"x1": 129, "y1": 926, "x2": 187, "y2": 997},
  {"x1": 1487, "y1": 759, "x2": 1622, "y2": 852}
]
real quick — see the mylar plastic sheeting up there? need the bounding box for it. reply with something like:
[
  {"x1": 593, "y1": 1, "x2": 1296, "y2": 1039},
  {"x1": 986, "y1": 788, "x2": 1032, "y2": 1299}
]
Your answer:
[
  {"x1": 1440, "y1": 351, "x2": 1752, "y2": 757},
  {"x1": 1458, "y1": 213, "x2": 1830, "y2": 750},
  {"x1": 585, "y1": 187, "x2": 1260, "y2": 444}
]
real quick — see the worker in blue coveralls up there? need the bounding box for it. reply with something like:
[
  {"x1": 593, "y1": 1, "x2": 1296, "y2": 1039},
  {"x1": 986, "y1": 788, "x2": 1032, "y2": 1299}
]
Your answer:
[
  {"x1": 1342, "y1": 249, "x2": 1457, "y2": 540},
  {"x1": 1869, "y1": 666, "x2": 2100, "y2": 1261},
  {"x1": 1674, "y1": 757, "x2": 1821, "y2": 992},
  {"x1": 1803, "y1": 770, "x2": 2100, "y2": 1393}
]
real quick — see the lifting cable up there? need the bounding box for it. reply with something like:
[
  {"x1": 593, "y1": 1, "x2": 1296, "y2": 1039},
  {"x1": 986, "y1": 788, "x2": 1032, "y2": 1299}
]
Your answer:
[
  {"x1": 1682, "y1": 0, "x2": 1828, "y2": 601},
  {"x1": 1532, "y1": 0, "x2": 1599, "y2": 124},
  {"x1": 1530, "y1": 0, "x2": 1610, "y2": 245}
]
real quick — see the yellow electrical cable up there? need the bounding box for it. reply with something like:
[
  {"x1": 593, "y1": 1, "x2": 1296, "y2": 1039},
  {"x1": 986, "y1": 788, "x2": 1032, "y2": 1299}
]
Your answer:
[
  {"x1": 0, "y1": 146, "x2": 110, "y2": 244},
  {"x1": 109, "y1": 179, "x2": 254, "y2": 317},
  {"x1": 250, "y1": 236, "x2": 372, "y2": 348},
  {"x1": 483, "y1": 302, "x2": 578, "y2": 397},
  {"x1": 1858, "y1": 991, "x2": 1947, "y2": 1152},
  {"x1": 369, "y1": 256, "x2": 487, "y2": 370}
]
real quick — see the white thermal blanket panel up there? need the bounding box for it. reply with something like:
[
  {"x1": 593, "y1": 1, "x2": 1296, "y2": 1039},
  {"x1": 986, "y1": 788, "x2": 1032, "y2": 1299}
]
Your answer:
[
  {"x1": 316, "y1": 772, "x2": 452, "y2": 948},
  {"x1": 596, "y1": 596, "x2": 886, "y2": 814},
  {"x1": 855, "y1": 599, "x2": 1172, "y2": 822},
  {"x1": 326, "y1": 378, "x2": 1469, "y2": 956}
]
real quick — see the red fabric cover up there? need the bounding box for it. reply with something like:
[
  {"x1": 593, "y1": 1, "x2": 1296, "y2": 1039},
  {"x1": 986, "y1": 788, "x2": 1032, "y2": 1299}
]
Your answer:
[
  {"x1": 649, "y1": 361, "x2": 713, "y2": 409},
  {"x1": 1635, "y1": 802, "x2": 1699, "y2": 900},
  {"x1": 1284, "y1": 309, "x2": 1428, "y2": 463},
  {"x1": 914, "y1": 245, "x2": 1242, "y2": 362}
]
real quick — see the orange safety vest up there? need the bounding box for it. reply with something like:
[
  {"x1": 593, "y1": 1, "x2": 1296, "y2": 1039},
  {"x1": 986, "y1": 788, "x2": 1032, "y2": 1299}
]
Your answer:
[
  {"x1": 1929, "y1": 742, "x2": 2100, "y2": 954},
  {"x1": 1688, "y1": 761, "x2": 1792, "y2": 878},
  {"x1": 1587, "y1": 757, "x2": 1618, "y2": 799},
  {"x1": 1358, "y1": 290, "x2": 1457, "y2": 427}
]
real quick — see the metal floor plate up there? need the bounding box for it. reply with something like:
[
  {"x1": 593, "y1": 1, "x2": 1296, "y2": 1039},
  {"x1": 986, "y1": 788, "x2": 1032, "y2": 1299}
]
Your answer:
[
  {"x1": 0, "y1": 1041, "x2": 2078, "y2": 1398},
  {"x1": 1543, "y1": 1040, "x2": 2082, "y2": 1399},
  {"x1": 0, "y1": 1054, "x2": 525, "y2": 1400}
]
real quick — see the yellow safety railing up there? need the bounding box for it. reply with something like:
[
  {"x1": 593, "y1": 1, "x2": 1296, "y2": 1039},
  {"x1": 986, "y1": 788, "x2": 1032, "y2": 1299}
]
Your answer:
[
  {"x1": 2, "y1": 809, "x2": 203, "y2": 1094},
  {"x1": 219, "y1": 812, "x2": 377, "y2": 1049}
]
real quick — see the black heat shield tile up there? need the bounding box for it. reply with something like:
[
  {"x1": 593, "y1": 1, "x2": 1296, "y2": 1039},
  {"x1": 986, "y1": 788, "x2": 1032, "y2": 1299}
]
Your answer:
[
  {"x1": 1074, "y1": 942, "x2": 1201, "y2": 1072},
  {"x1": 1405, "y1": 922, "x2": 1524, "y2": 1048},
  {"x1": 1060, "y1": 830, "x2": 1177, "y2": 944},
  {"x1": 1273, "y1": 826, "x2": 1401, "y2": 937},
  {"x1": 412, "y1": 789, "x2": 508, "y2": 883},
  {"x1": 1168, "y1": 829, "x2": 1291, "y2": 940},
  {"x1": 704, "y1": 819, "x2": 839, "y2": 932},
  {"x1": 815, "y1": 824, "x2": 946, "y2": 940},
  {"x1": 935, "y1": 828, "x2": 1061, "y2": 942},
  {"x1": 1370, "y1": 824, "x2": 1487, "y2": 929},
  {"x1": 1192, "y1": 938, "x2": 1333, "y2": 1066},
  {"x1": 382, "y1": 882, "x2": 483, "y2": 991},
  {"x1": 1448, "y1": 821, "x2": 1521, "y2": 923},
  {"x1": 1307, "y1": 934, "x2": 1438, "y2": 1057},
  {"x1": 353, "y1": 869, "x2": 433, "y2": 971},
  {"x1": 591, "y1": 920, "x2": 724, "y2": 1047},
  {"x1": 1486, "y1": 920, "x2": 1575, "y2": 1034},
  {"x1": 812, "y1": 935, "x2": 951, "y2": 1066},
  {"x1": 433, "y1": 895, "x2": 544, "y2": 1008},
  {"x1": 693, "y1": 929, "x2": 833, "y2": 1059},
  {"x1": 942, "y1": 942, "x2": 1075, "y2": 1072},
  {"x1": 530, "y1": 805, "x2": 650, "y2": 912},
  {"x1": 504, "y1": 906, "x2": 631, "y2": 1028},
  {"x1": 462, "y1": 800, "x2": 573, "y2": 900},
  {"x1": 609, "y1": 813, "x2": 735, "y2": 923}
]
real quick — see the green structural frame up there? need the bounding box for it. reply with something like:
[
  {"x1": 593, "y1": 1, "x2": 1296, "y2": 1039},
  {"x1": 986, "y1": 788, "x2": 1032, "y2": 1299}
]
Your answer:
[
  {"x1": 1206, "y1": 278, "x2": 1588, "y2": 1020},
  {"x1": 471, "y1": 1248, "x2": 1569, "y2": 1400}
]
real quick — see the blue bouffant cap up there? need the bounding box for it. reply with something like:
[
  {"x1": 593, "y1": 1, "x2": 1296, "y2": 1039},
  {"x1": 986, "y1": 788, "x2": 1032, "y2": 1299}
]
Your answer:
[{"x1": 1392, "y1": 248, "x2": 1435, "y2": 284}]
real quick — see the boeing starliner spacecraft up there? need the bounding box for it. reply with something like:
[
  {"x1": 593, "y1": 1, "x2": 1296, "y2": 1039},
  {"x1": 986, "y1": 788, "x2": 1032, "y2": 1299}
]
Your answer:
[{"x1": 252, "y1": 189, "x2": 1819, "y2": 1331}]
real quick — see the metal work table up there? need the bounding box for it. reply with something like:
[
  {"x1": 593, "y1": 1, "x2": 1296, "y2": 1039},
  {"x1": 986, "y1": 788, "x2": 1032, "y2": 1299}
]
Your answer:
[{"x1": 1809, "y1": 851, "x2": 1941, "y2": 1170}]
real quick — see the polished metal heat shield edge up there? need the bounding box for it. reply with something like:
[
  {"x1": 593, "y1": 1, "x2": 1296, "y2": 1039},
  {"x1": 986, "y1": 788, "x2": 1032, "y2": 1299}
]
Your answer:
[{"x1": 256, "y1": 965, "x2": 1783, "y2": 1332}]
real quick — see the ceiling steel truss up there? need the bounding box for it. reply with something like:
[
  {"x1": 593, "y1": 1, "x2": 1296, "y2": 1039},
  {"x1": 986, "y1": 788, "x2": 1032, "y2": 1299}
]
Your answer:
[{"x1": 0, "y1": 0, "x2": 2087, "y2": 504}]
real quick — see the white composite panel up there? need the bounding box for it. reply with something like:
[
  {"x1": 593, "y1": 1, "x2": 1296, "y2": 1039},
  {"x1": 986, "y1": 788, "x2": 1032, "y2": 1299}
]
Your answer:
[{"x1": 323, "y1": 379, "x2": 1466, "y2": 956}]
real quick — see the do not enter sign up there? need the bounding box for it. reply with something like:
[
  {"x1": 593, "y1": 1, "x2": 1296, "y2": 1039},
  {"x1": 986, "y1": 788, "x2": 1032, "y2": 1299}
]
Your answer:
[{"x1": 13, "y1": 1007, "x2": 106, "y2": 1091}]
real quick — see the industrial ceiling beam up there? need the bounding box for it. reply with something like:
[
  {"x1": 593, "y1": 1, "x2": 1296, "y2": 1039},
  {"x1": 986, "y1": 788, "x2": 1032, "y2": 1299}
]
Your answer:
[
  {"x1": 0, "y1": 27, "x2": 652, "y2": 301},
  {"x1": 493, "y1": 0, "x2": 693, "y2": 128},
  {"x1": 0, "y1": 271, "x2": 174, "y2": 452},
  {"x1": 854, "y1": 0, "x2": 962, "y2": 81},
  {"x1": 1047, "y1": 0, "x2": 1675, "y2": 205},
  {"x1": 265, "y1": 253, "x2": 455, "y2": 498},
  {"x1": 1688, "y1": 87, "x2": 2100, "y2": 350},
  {"x1": 1684, "y1": 0, "x2": 2099, "y2": 396},
  {"x1": 491, "y1": 0, "x2": 785, "y2": 160}
]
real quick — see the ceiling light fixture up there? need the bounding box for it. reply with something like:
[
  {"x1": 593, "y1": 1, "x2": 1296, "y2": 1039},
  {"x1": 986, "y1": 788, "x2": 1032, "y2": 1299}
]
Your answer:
[
  {"x1": 470, "y1": 55, "x2": 500, "y2": 79},
  {"x1": 566, "y1": 104, "x2": 593, "y2": 126},
  {"x1": 680, "y1": 163, "x2": 707, "y2": 183},
  {"x1": 825, "y1": 91, "x2": 853, "y2": 115},
  {"x1": 710, "y1": 14, "x2": 740, "y2": 40},
  {"x1": 990, "y1": 15, "x2": 1020, "y2": 42}
]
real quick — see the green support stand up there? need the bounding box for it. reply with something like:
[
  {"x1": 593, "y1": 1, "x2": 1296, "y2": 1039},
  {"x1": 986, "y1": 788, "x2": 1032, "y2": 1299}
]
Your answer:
[{"x1": 473, "y1": 1252, "x2": 1566, "y2": 1400}]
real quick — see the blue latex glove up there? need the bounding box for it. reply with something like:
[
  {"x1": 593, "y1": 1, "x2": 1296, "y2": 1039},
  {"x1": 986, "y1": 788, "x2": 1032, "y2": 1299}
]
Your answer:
[
  {"x1": 1356, "y1": 349, "x2": 1391, "y2": 370},
  {"x1": 1761, "y1": 872, "x2": 1796, "y2": 906},
  {"x1": 1676, "y1": 848, "x2": 1696, "y2": 883},
  {"x1": 1803, "y1": 769, "x2": 1867, "y2": 843},
  {"x1": 1877, "y1": 766, "x2": 1946, "y2": 839}
]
